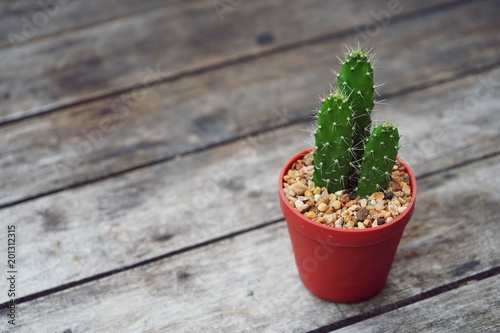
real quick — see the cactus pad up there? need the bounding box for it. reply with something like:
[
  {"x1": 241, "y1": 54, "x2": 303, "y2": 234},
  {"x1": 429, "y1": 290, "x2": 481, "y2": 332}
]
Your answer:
[
  {"x1": 313, "y1": 92, "x2": 353, "y2": 193},
  {"x1": 337, "y1": 49, "x2": 374, "y2": 168},
  {"x1": 357, "y1": 122, "x2": 400, "y2": 197}
]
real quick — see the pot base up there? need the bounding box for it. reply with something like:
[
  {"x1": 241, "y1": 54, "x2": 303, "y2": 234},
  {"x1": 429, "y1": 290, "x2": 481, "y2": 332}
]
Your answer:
[{"x1": 287, "y1": 223, "x2": 402, "y2": 303}]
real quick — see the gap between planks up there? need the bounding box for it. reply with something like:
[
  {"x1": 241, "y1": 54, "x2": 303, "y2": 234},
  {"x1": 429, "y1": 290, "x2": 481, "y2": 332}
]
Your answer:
[
  {"x1": 0, "y1": 218, "x2": 284, "y2": 310},
  {"x1": 307, "y1": 271, "x2": 500, "y2": 333},
  {"x1": 0, "y1": 0, "x2": 498, "y2": 312},
  {"x1": 0, "y1": 60, "x2": 498, "y2": 211},
  {"x1": 0, "y1": 151, "x2": 499, "y2": 310},
  {"x1": 1, "y1": 60, "x2": 499, "y2": 303},
  {"x1": 1, "y1": 1, "x2": 498, "y2": 208},
  {"x1": 0, "y1": 150, "x2": 498, "y2": 329},
  {"x1": 0, "y1": 0, "x2": 471, "y2": 127},
  {"x1": 0, "y1": 0, "x2": 183, "y2": 50}
]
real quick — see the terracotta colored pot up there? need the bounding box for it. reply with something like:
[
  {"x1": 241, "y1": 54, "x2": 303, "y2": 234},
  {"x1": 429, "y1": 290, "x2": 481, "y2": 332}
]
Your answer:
[{"x1": 279, "y1": 148, "x2": 417, "y2": 303}]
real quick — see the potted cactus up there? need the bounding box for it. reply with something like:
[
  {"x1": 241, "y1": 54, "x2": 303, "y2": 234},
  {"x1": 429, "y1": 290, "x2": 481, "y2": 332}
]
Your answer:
[{"x1": 278, "y1": 47, "x2": 417, "y2": 303}]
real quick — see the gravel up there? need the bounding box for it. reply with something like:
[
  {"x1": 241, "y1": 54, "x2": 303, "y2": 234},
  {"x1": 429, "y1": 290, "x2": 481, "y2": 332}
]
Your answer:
[{"x1": 282, "y1": 152, "x2": 413, "y2": 229}]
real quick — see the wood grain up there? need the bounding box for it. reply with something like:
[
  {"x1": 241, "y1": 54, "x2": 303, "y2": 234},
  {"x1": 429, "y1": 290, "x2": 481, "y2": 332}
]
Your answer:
[
  {"x1": 334, "y1": 277, "x2": 500, "y2": 333},
  {"x1": 0, "y1": 0, "x2": 171, "y2": 48},
  {"x1": 1, "y1": 2, "x2": 499, "y2": 207},
  {"x1": 1, "y1": 155, "x2": 499, "y2": 331},
  {"x1": 1, "y1": 2, "x2": 498, "y2": 331},
  {"x1": 0, "y1": 65, "x2": 499, "y2": 301},
  {"x1": 0, "y1": 0, "x2": 463, "y2": 122}
]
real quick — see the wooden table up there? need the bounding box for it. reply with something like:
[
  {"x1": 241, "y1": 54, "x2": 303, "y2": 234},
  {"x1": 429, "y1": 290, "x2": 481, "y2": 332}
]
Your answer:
[{"x1": 1, "y1": 1, "x2": 499, "y2": 332}]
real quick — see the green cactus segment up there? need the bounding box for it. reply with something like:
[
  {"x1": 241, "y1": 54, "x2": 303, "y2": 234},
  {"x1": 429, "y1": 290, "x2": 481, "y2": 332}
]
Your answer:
[
  {"x1": 311, "y1": 47, "x2": 399, "y2": 198},
  {"x1": 357, "y1": 122, "x2": 400, "y2": 197},
  {"x1": 337, "y1": 49, "x2": 374, "y2": 164},
  {"x1": 313, "y1": 92, "x2": 353, "y2": 193}
]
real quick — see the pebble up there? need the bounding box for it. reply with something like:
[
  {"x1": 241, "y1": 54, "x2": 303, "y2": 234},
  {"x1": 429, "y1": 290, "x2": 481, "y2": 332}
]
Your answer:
[
  {"x1": 332, "y1": 200, "x2": 342, "y2": 210},
  {"x1": 323, "y1": 214, "x2": 336, "y2": 224},
  {"x1": 388, "y1": 201, "x2": 399, "y2": 216},
  {"x1": 303, "y1": 153, "x2": 314, "y2": 165},
  {"x1": 283, "y1": 152, "x2": 412, "y2": 229},
  {"x1": 297, "y1": 195, "x2": 308, "y2": 202},
  {"x1": 334, "y1": 217, "x2": 344, "y2": 228},
  {"x1": 305, "y1": 211, "x2": 317, "y2": 219},
  {"x1": 344, "y1": 214, "x2": 353, "y2": 222},
  {"x1": 348, "y1": 204, "x2": 360, "y2": 212},
  {"x1": 403, "y1": 186, "x2": 411, "y2": 195},
  {"x1": 371, "y1": 192, "x2": 385, "y2": 200},
  {"x1": 293, "y1": 182, "x2": 308, "y2": 195},
  {"x1": 320, "y1": 189, "x2": 329, "y2": 201},
  {"x1": 318, "y1": 203, "x2": 329, "y2": 212},
  {"x1": 345, "y1": 200, "x2": 357, "y2": 208},
  {"x1": 294, "y1": 200, "x2": 308, "y2": 213},
  {"x1": 356, "y1": 208, "x2": 369, "y2": 221}
]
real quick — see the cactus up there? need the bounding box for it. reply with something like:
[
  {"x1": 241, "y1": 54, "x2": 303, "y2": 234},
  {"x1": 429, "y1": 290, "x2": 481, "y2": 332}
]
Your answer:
[
  {"x1": 313, "y1": 92, "x2": 353, "y2": 193},
  {"x1": 312, "y1": 46, "x2": 401, "y2": 197},
  {"x1": 337, "y1": 49, "x2": 374, "y2": 169},
  {"x1": 357, "y1": 123, "x2": 400, "y2": 197}
]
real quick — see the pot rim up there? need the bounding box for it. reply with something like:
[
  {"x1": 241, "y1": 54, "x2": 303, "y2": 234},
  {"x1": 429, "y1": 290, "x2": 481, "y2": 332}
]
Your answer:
[{"x1": 279, "y1": 147, "x2": 417, "y2": 244}]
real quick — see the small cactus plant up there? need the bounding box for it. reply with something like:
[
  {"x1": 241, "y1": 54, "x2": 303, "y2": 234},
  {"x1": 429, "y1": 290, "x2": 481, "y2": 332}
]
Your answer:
[
  {"x1": 337, "y1": 48, "x2": 374, "y2": 167},
  {"x1": 313, "y1": 47, "x2": 401, "y2": 197}
]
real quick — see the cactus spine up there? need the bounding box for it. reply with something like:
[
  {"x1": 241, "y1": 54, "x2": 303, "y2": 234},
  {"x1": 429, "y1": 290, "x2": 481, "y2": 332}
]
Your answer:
[
  {"x1": 357, "y1": 123, "x2": 400, "y2": 197},
  {"x1": 313, "y1": 92, "x2": 353, "y2": 193},
  {"x1": 312, "y1": 47, "x2": 401, "y2": 197},
  {"x1": 337, "y1": 49, "x2": 374, "y2": 167}
]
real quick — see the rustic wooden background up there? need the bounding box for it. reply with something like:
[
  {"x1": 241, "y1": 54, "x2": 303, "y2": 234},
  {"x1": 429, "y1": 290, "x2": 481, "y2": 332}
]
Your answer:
[{"x1": 0, "y1": 0, "x2": 499, "y2": 332}]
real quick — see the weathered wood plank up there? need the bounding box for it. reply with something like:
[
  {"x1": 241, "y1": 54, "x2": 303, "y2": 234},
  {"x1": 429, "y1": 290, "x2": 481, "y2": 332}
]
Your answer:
[
  {"x1": 0, "y1": 0, "x2": 464, "y2": 122},
  {"x1": 1, "y1": 155, "x2": 499, "y2": 332},
  {"x1": 1, "y1": 2, "x2": 498, "y2": 207},
  {"x1": 0, "y1": 67, "x2": 499, "y2": 302},
  {"x1": 0, "y1": 0, "x2": 170, "y2": 49},
  {"x1": 334, "y1": 277, "x2": 500, "y2": 333},
  {"x1": 336, "y1": 155, "x2": 500, "y2": 316}
]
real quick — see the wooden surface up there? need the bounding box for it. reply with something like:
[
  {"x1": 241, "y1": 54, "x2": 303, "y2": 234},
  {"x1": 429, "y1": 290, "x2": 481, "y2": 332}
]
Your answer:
[{"x1": 0, "y1": 1, "x2": 499, "y2": 332}]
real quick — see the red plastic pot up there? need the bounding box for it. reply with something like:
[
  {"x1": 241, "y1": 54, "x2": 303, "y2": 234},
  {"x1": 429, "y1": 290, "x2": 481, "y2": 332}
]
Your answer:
[{"x1": 279, "y1": 148, "x2": 417, "y2": 303}]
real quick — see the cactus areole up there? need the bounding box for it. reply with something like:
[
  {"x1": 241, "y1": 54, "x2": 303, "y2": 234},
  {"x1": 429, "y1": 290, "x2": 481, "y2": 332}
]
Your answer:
[{"x1": 313, "y1": 47, "x2": 401, "y2": 197}]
